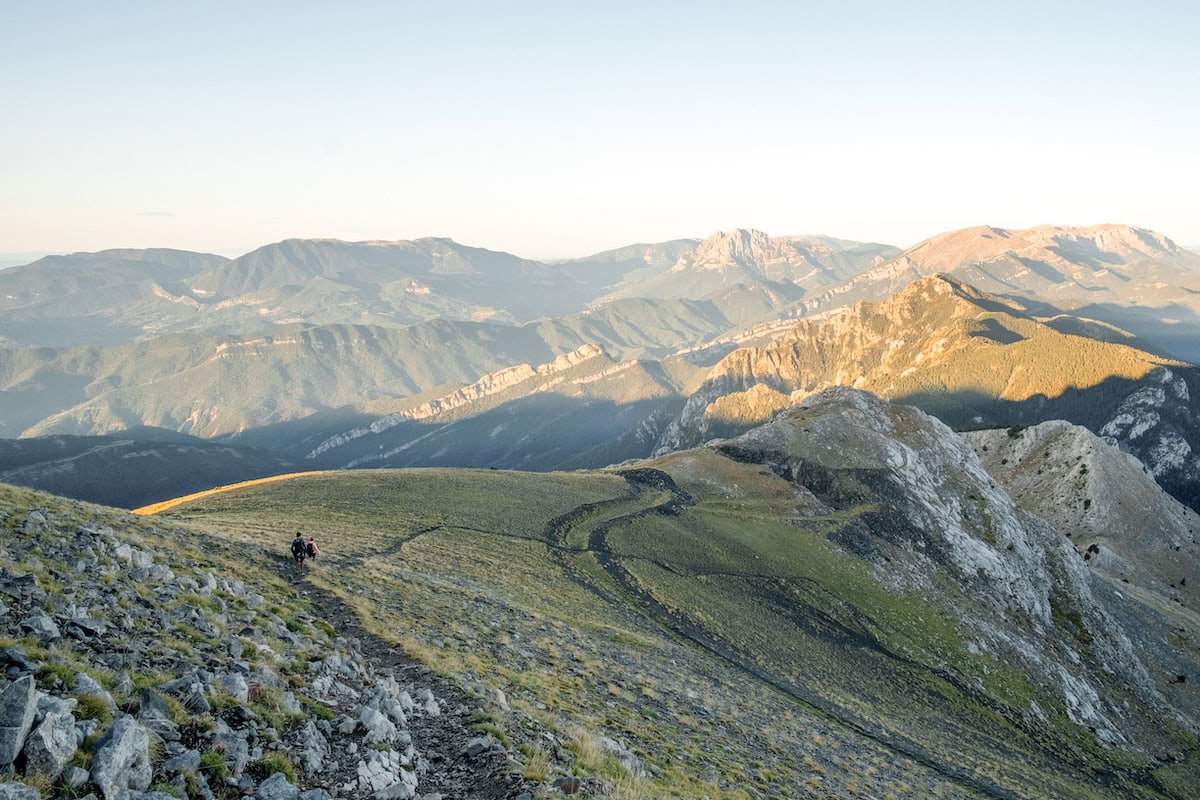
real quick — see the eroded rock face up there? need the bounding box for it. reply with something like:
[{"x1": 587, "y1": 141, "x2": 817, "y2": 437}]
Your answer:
[{"x1": 714, "y1": 386, "x2": 1170, "y2": 747}]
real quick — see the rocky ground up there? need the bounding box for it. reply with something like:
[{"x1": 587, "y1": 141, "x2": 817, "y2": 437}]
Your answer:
[{"x1": 0, "y1": 485, "x2": 598, "y2": 800}]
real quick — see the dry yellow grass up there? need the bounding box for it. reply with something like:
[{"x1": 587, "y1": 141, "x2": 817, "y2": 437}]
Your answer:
[{"x1": 131, "y1": 471, "x2": 333, "y2": 515}]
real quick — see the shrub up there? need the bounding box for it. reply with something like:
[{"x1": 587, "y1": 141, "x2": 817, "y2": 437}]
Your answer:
[
  {"x1": 74, "y1": 694, "x2": 114, "y2": 726},
  {"x1": 199, "y1": 749, "x2": 230, "y2": 781},
  {"x1": 245, "y1": 752, "x2": 297, "y2": 784}
]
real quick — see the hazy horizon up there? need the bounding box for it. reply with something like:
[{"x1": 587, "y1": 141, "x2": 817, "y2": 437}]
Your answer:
[
  {"x1": 3, "y1": 1, "x2": 1198, "y2": 258},
  {"x1": 3, "y1": 221, "x2": 1199, "y2": 270}
]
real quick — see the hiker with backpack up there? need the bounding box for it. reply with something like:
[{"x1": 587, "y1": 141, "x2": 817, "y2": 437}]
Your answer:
[
  {"x1": 290, "y1": 532, "x2": 308, "y2": 569},
  {"x1": 306, "y1": 536, "x2": 320, "y2": 562}
]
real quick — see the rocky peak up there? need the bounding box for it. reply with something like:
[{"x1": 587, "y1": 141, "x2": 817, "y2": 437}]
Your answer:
[
  {"x1": 713, "y1": 387, "x2": 1169, "y2": 745},
  {"x1": 679, "y1": 228, "x2": 778, "y2": 272},
  {"x1": 886, "y1": 223, "x2": 1185, "y2": 278},
  {"x1": 965, "y1": 419, "x2": 1200, "y2": 609}
]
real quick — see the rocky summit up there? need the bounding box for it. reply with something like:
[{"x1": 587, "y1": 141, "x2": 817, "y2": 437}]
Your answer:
[{"x1": 0, "y1": 487, "x2": 575, "y2": 800}]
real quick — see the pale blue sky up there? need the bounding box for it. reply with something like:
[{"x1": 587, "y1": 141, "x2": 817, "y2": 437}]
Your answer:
[{"x1": 2, "y1": 1, "x2": 1197, "y2": 258}]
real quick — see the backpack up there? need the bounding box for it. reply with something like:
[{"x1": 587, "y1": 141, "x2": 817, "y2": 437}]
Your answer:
[
  {"x1": 291, "y1": 538, "x2": 306, "y2": 557},
  {"x1": 306, "y1": 540, "x2": 320, "y2": 558}
]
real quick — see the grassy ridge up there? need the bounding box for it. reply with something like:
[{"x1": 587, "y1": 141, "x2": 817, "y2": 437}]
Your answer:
[{"x1": 152, "y1": 462, "x2": 1182, "y2": 799}]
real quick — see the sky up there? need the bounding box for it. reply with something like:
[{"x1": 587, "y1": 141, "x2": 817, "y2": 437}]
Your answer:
[{"x1": 2, "y1": 1, "x2": 1198, "y2": 259}]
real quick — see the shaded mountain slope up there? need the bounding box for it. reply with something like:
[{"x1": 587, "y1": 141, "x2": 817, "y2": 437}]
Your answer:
[
  {"x1": 965, "y1": 420, "x2": 1200, "y2": 742},
  {"x1": 0, "y1": 293, "x2": 744, "y2": 441},
  {"x1": 286, "y1": 274, "x2": 1200, "y2": 520},
  {"x1": 663, "y1": 274, "x2": 1200, "y2": 510},
  {"x1": 153, "y1": 388, "x2": 1200, "y2": 799},
  {"x1": 0, "y1": 431, "x2": 301, "y2": 508}
]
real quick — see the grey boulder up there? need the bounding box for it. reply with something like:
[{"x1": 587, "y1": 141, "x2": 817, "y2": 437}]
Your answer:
[
  {"x1": 0, "y1": 782, "x2": 41, "y2": 799},
  {"x1": 255, "y1": 772, "x2": 300, "y2": 800},
  {"x1": 22, "y1": 709, "x2": 77, "y2": 778},
  {"x1": 91, "y1": 715, "x2": 153, "y2": 800},
  {"x1": 0, "y1": 675, "x2": 38, "y2": 767}
]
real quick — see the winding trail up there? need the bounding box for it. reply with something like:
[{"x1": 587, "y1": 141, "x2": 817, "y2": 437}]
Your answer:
[{"x1": 554, "y1": 468, "x2": 1028, "y2": 800}]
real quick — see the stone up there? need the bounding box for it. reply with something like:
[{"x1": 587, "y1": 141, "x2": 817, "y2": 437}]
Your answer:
[
  {"x1": 356, "y1": 749, "x2": 404, "y2": 794},
  {"x1": 463, "y1": 735, "x2": 498, "y2": 759},
  {"x1": 299, "y1": 790, "x2": 333, "y2": 800},
  {"x1": 73, "y1": 674, "x2": 116, "y2": 710},
  {"x1": 0, "y1": 675, "x2": 38, "y2": 767},
  {"x1": 0, "y1": 570, "x2": 45, "y2": 603},
  {"x1": 213, "y1": 720, "x2": 250, "y2": 778},
  {"x1": 62, "y1": 765, "x2": 90, "y2": 787},
  {"x1": 35, "y1": 693, "x2": 77, "y2": 717},
  {"x1": 0, "y1": 649, "x2": 36, "y2": 674},
  {"x1": 22, "y1": 709, "x2": 77, "y2": 778},
  {"x1": 17, "y1": 615, "x2": 60, "y2": 642},
  {"x1": 137, "y1": 688, "x2": 180, "y2": 742},
  {"x1": 421, "y1": 697, "x2": 439, "y2": 718},
  {"x1": 254, "y1": 772, "x2": 300, "y2": 800},
  {"x1": 66, "y1": 617, "x2": 107, "y2": 639},
  {"x1": 91, "y1": 716, "x2": 153, "y2": 800},
  {"x1": 161, "y1": 748, "x2": 201, "y2": 773},
  {"x1": 374, "y1": 783, "x2": 414, "y2": 799},
  {"x1": 281, "y1": 691, "x2": 302, "y2": 715},
  {"x1": 380, "y1": 698, "x2": 407, "y2": 727},
  {"x1": 598, "y1": 735, "x2": 647, "y2": 778},
  {"x1": 0, "y1": 783, "x2": 41, "y2": 799},
  {"x1": 553, "y1": 776, "x2": 583, "y2": 795},
  {"x1": 217, "y1": 673, "x2": 249, "y2": 703},
  {"x1": 359, "y1": 706, "x2": 397, "y2": 745},
  {"x1": 113, "y1": 672, "x2": 134, "y2": 697},
  {"x1": 298, "y1": 720, "x2": 329, "y2": 774}
]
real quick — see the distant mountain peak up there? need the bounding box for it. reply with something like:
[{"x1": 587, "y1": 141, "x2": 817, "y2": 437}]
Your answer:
[
  {"x1": 896, "y1": 222, "x2": 1183, "y2": 276},
  {"x1": 674, "y1": 228, "x2": 776, "y2": 272}
]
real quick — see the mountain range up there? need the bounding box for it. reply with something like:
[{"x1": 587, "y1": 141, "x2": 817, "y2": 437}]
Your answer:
[
  {"x1": 2, "y1": 221, "x2": 1200, "y2": 799},
  {"x1": 2, "y1": 222, "x2": 1199, "y2": 513}
]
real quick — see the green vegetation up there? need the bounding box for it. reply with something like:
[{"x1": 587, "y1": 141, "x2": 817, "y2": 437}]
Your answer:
[
  {"x1": 245, "y1": 753, "x2": 297, "y2": 784},
  {"x1": 199, "y1": 749, "x2": 230, "y2": 782},
  {"x1": 73, "y1": 694, "x2": 114, "y2": 726},
  {"x1": 150, "y1": 459, "x2": 1183, "y2": 800}
]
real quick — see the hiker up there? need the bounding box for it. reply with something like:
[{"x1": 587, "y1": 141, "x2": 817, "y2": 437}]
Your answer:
[
  {"x1": 290, "y1": 532, "x2": 308, "y2": 568},
  {"x1": 306, "y1": 536, "x2": 320, "y2": 562}
]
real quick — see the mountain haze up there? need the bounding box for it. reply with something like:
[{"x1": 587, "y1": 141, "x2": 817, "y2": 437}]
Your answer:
[
  {"x1": 599, "y1": 228, "x2": 899, "y2": 302},
  {"x1": 0, "y1": 231, "x2": 896, "y2": 349}
]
